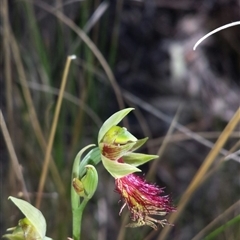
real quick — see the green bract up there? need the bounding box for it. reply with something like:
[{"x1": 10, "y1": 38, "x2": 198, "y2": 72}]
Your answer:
[{"x1": 98, "y1": 108, "x2": 158, "y2": 178}]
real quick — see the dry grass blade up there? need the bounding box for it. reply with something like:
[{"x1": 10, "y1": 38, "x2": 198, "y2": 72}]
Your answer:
[
  {"x1": 24, "y1": 81, "x2": 102, "y2": 127},
  {"x1": 36, "y1": 55, "x2": 76, "y2": 208},
  {"x1": 123, "y1": 91, "x2": 240, "y2": 162},
  {"x1": 157, "y1": 108, "x2": 240, "y2": 240},
  {"x1": 0, "y1": 110, "x2": 29, "y2": 201},
  {"x1": 192, "y1": 200, "x2": 240, "y2": 240},
  {"x1": 8, "y1": 23, "x2": 65, "y2": 198},
  {"x1": 147, "y1": 105, "x2": 182, "y2": 180},
  {"x1": 197, "y1": 139, "x2": 240, "y2": 189},
  {"x1": 148, "y1": 131, "x2": 240, "y2": 146}
]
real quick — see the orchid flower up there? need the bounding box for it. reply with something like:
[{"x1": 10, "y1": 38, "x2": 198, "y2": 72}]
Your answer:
[{"x1": 98, "y1": 108, "x2": 176, "y2": 229}]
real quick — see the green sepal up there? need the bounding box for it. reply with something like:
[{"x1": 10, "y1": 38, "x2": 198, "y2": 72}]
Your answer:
[
  {"x1": 123, "y1": 153, "x2": 159, "y2": 167},
  {"x1": 8, "y1": 197, "x2": 50, "y2": 239},
  {"x1": 101, "y1": 154, "x2": 141, "y2": 178},
  {"x1": 98, "y1": 108, "x2": 134, "y2": 144}
]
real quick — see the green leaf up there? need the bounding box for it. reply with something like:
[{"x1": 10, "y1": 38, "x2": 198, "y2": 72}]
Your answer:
[
  {"x1": 98, "y1": 108, "x2": 134, "y2": 144},
  {"x1": 123, "y1": 153, "x2": 159, "y2": 167},
  {"x1": 8, "y1": 197, "x2": 47, "y2": 239},
  {"x1": 101, "y1": 154, "x2": 141, "y2": 178}
]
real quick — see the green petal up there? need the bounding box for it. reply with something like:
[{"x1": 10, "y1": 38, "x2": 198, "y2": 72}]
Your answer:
[
  {"x1": 101, "y1": 154, "x2": 141, "y2": 178},
  {"x1": 98, "y1": 108, "x2": 134, "y2": 144},
  {"x1": 123, "y1": 153, "x2": 159, "y2": 167},
  {"x1": 8, "y1": 197, "x2": 46, "y2": 239}
]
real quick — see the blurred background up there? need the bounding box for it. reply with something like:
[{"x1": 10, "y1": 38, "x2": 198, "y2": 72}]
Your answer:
[{"x1": 1, "y1": 0, "x2": 240, "y2": 239}]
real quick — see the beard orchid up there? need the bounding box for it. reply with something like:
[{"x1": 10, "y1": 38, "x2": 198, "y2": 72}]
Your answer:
[{"x1": 98, "y1": 108, "x2": 176, "y2": 229}]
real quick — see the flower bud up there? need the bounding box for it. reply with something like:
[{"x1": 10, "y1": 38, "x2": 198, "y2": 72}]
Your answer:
[
  {"x1": 72, "y1": 178, "x2": 85, "y2": 197},
  {"x1": 73, "y1": 165, "x2": 98, "y2": 199}
]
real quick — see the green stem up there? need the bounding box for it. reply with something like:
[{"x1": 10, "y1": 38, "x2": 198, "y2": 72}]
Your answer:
[
  {"x1": 71, "y1": 145, "x2": 95, "y2": 240},
  {"x1": 72, "y1": 198, "x2": 88, "y2": 240}
]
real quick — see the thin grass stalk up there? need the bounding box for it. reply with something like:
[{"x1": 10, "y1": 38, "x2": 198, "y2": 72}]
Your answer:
[
  {"x1": 198, "y1": 139, "x2": 240, "y2": 188},
  {"x1": 24, "y1": 80, "x2": 102, "y2": 127},
  {"x1": 130, "y1": 105, "x2": 153, "y2": 151},
  {"x1": 0, "y1": 110, "x2": 29, "y2": 201},
  {"x1": 157, "y1": 108, "x2": 240, "y2": 240},
  {"x1": 2, "y1": 0, "x2": 14, "y2": 136},
  {"x1": 8, "y1": 26, "x2": 65, "y2": 197},
  {"x1": 32, "y1": 1, "x2": 127, "y2": 125},
  {"x1": 70, "y1": 80, "x2": 88, "y2": 156},
  {"x1": 147, "y1": 106, "x2": 181, "y2": 180},
  {"x1": 192, "y1": 200, "x2": 240, "y2": 240},
  {"x1": 23, "y1": 0, "x2": 51, "y2": 76},
  {"x1": 123, "y1": 91, "x2": 239, "y2": 161},
  {"x1": 70, "y1": 0, "x2": 96, "y2": 151},
  {"x1": 36, "y1": 55, "x2": 76, "y2": 208},
  {"x1": 92, "y1": 0, "x2": 100, "y2": 45},
  {"x1": 203, "y1": 214, "x2": 240, "y2": 240},
  {"x1": 108, "y1": 0, "x2": 123, "y2": 67},
  {"x1": 148, "y1": 131, "x2": 240, "y2": 147}
]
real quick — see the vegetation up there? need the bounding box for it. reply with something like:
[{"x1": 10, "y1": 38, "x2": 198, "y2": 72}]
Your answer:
[{"x1": 1, "y1": 1, "x2": 240, "y2": 240}]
